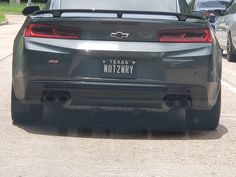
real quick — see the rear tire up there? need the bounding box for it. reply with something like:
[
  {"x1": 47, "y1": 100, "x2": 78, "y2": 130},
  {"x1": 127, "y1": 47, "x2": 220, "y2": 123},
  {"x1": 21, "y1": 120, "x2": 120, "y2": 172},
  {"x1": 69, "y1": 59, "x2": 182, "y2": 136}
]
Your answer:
[
  {"x1": 188, "y1": 89, "x2": 221, "y2": 130},
  {"x1": 227, "y1": 33, "x2": 236, "y2": 62},
  {"x1": 11, "y1": 86, "x2": 44, "y2": 124}
]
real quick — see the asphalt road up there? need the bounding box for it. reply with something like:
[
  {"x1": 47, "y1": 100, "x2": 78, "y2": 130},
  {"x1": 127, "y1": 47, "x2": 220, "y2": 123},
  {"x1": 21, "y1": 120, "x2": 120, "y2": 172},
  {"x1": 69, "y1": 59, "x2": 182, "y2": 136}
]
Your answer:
[{"x1": 1, "y1": 15, "x2": 236, "y2": 177}]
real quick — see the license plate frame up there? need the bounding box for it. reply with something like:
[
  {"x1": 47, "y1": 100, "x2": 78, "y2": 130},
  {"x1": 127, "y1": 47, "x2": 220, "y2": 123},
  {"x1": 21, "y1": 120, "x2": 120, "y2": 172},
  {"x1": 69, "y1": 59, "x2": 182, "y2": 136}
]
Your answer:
[{"x1": 100, "y1": 59, "x2": 137, "y2": 79}]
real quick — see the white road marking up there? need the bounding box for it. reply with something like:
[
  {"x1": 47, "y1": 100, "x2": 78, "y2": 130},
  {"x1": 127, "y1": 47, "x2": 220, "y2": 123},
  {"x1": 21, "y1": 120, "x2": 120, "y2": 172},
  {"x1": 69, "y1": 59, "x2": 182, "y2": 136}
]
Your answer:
[
  {"x1": 221, "y1": 115, "x2": 236, "y2": 120},
  {"x1": 222, "y1": 79, "x2": 236, "y2": 94},
  {"x1": 0, "y1": 36, "x2": 16, "y2": 38},
  {"x1": 0, "y1": 54, "x2": 12, "y2": 63}
]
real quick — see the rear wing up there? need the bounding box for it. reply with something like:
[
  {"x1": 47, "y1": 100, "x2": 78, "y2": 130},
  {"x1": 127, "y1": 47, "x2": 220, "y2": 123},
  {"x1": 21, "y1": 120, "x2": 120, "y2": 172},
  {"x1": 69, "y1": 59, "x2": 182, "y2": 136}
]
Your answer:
[{"x1": 32, "y1": 9, "x2": 206, "y2": 22}]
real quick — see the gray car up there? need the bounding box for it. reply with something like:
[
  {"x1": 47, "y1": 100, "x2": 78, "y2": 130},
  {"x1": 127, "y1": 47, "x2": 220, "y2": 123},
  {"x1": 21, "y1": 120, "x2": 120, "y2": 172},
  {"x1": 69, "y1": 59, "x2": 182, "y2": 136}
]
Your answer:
[
  {"x1": 215, "y1": 0, "x2": 236, "y2": 62},
  {"x1": 12, "y1": 0, "x2": 222, "y2": 130}
]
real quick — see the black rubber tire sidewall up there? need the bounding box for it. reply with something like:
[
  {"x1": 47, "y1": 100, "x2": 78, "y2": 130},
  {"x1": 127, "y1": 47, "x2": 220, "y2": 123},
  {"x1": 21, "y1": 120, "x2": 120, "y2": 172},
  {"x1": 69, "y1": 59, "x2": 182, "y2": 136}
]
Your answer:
[
  {"x1": 188, "y1": 89, "x2": 221, "y2": 130},
  {"x1": 11, "y1": 86, "x2": 44, "y2": 124},
  {"x1": 227, "y1": 34, "x2": 236, "y2": 62}
]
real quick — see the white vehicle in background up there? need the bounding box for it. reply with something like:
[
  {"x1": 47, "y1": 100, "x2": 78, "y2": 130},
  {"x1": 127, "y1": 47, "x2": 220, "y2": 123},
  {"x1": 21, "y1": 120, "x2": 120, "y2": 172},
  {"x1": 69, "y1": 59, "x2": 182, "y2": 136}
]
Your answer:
[{"x1": 215, "y1": 0, "x2": 236, "y2": 62}]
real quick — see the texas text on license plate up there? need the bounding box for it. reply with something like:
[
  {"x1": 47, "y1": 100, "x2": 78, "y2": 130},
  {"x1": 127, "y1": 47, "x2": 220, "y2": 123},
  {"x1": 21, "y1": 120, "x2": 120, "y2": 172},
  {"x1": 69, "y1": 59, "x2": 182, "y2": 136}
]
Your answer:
[{"x1": 101, "y1": 59, "x2": 136, "y2": 79}]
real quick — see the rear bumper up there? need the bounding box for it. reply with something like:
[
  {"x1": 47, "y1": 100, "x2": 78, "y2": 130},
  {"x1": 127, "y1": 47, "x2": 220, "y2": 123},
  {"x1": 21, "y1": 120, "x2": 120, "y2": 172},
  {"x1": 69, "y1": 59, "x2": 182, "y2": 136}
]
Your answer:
[
  {"x1": 12, "y1": 37, "x2": 222, "y2": 112},
  {"x1": 15, "y1": 79, "x2": 221, "y2": 111}
]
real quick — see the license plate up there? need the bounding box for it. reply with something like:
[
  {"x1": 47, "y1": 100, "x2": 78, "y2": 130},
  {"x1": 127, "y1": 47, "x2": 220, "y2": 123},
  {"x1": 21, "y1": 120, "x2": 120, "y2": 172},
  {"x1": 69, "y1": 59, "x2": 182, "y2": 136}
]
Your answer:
[{"x1": 100, "y1": 59, "x2": 136, "y2": 79}]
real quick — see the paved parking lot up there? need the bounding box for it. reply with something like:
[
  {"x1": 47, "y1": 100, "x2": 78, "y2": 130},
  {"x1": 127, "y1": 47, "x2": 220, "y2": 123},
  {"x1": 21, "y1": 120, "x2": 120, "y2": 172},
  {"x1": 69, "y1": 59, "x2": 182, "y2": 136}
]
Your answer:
[{"x1": 1, "y1": 15, "x2": 236, "y2": 177}]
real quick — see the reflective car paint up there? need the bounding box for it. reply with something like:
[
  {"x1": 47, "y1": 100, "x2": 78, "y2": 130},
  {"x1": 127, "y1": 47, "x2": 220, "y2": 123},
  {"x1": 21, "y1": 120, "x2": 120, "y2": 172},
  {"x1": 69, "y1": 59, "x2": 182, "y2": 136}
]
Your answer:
[{"x1": 13, "y1": 0, "x2": 221, "y2": 113}]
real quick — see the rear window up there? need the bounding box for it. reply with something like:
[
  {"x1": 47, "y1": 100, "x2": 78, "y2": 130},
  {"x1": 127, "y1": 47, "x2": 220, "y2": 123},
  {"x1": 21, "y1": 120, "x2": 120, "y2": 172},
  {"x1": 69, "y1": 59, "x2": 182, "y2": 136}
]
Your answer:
[
  {"x1": 195, "y1": 0, "x2": 231, "y2": 9},
  {"x1": 60, "y1": 0, "x2": 177, "y2": 13}
]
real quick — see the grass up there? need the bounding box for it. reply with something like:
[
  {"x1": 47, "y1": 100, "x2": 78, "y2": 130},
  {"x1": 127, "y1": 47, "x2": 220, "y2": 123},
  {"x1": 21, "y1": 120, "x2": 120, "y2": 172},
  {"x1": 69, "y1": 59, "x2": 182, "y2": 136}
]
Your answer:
[
  {"x1": 0, "y1": 13, "x2": 6, "y2": 23},
  {"x1": 0, "y1": 2, "x2": 45, "y2": 14}
]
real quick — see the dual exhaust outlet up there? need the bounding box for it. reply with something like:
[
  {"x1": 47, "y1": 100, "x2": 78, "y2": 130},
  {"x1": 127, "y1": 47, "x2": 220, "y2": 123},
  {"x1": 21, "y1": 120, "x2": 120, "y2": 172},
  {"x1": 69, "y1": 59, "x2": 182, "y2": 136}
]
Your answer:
[
  {"x1": 164, "y1": 95, "x2": 192, "y2": 109},
  {"x1": 41, "y1": 91, "x2": 191, "y2": 110},
  {"x1": 41, "y1": 91, "x2": 71, "y2": 103}
]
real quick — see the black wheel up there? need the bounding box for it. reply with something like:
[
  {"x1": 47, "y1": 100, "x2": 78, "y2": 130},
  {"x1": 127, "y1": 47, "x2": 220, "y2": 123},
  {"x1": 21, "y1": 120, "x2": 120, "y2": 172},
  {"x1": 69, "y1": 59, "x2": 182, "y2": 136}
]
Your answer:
[
  {"x1": 188, "y1": 89, "x2": 221, "y2": 130},
  {"x1": 11, "y1": 86, "x2": 44, "y2": 124},
  {"x1": 227, "y1": 33, "x2": 236, "y2": 62}
]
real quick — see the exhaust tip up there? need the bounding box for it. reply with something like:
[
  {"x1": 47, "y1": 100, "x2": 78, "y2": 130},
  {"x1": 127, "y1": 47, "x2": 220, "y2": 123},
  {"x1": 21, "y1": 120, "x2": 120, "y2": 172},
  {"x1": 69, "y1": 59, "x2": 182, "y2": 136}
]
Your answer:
[
  {"x1": 164, "y1": 95, "x2": 192, "y2": 109},
  {"x1": 179, "y1": 98, "x2": 191, "y2": 108},
  {"x1": 166, "y1": 97, "x2": 175, "y2": 108},
  {"x1": 58, "y1": 92, "x2": 71, "y2": 103},
  {"x1": 41, "y1": 92, "x2": 56, "y2": 102},
  {"x1": 46, "y1": 93, "x2": 56, "y2": 102},
  {"x1": 42, "y1": 91, "x2": 71, "y2": 103}
]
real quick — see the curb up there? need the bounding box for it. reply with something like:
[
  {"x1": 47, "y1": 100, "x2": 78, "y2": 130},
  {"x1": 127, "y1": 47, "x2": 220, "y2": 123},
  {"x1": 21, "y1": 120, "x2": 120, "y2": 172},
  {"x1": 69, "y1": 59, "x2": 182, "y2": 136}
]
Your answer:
[
  {"x1": 0, "y1": 16, "x2": 8, "y2": 26},
  {"x1": 4, "y1": 12, "x2": 21, "y2": 15}
]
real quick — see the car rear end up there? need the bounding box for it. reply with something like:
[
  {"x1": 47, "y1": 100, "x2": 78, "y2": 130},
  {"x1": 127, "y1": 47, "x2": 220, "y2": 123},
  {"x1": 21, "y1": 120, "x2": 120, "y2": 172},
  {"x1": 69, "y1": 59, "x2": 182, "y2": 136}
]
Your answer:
[{"x1": 12, "y1": 0, "x2": 222, "y2": 128}]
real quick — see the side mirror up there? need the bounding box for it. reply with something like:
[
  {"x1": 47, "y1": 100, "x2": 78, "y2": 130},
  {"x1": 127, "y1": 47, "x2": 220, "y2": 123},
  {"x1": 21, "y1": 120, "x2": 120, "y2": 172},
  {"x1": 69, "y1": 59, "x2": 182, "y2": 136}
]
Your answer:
[
  {"x1": 22, "y1": 6, "x2": 40, "y2": 16},
  {"x1": 193, "y1": 11, "x2": 208, "y2": 20}
]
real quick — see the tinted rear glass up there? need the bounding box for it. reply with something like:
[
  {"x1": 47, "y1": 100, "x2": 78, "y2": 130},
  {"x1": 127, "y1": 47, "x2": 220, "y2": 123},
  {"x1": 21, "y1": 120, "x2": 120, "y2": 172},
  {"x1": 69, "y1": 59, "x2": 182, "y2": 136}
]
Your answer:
[
  {"x1": 60, "y1": 0, "x2": 177, "y2": 12},
  {"x1": 195, "y1": 0, "x2": 231, "y2": 9}
]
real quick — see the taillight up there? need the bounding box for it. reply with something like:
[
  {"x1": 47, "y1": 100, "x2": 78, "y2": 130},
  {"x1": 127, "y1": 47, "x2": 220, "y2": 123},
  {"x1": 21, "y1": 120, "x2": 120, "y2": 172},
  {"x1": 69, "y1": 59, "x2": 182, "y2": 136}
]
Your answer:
[
  {"x1": 157, "y1": 28, "x2": 212, "y2": 43},
  {"x1": 24, "y1": 23, "x2": 80, "y2": 39}
]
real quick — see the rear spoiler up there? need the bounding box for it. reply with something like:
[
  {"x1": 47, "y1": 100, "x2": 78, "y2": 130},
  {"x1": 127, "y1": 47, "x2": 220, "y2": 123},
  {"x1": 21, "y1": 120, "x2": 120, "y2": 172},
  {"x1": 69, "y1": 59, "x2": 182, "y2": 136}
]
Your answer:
[{"x1": 32, "y1": 9, "x2": 205, "y2": 22}]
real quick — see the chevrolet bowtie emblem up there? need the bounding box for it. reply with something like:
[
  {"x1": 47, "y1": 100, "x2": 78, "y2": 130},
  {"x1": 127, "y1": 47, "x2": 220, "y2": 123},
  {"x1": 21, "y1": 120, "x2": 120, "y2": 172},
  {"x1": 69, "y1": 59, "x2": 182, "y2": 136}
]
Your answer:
[{"x1": 109, "y1": 32, "x2": 130, "y2": 39}]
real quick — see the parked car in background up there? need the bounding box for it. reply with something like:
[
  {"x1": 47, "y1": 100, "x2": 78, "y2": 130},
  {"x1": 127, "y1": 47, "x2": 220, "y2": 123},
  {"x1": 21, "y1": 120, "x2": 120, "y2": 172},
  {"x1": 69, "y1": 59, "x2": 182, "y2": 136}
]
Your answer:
[
  {"x1": 12, "y1": 0, "x2": 222, "y2": 130},
  {"x1": 190, "y1": 0, "x2": 232, "y2": 29},
  {"x1": 215, "y1": 0, "x2": 236, "y2": 62}
]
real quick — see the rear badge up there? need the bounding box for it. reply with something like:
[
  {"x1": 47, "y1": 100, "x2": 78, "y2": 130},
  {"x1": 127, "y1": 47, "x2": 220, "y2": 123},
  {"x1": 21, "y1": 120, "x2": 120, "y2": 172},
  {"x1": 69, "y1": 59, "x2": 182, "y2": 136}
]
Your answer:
[{"x1": 109, "y1": 32, "x2": 129, "y2": 39}]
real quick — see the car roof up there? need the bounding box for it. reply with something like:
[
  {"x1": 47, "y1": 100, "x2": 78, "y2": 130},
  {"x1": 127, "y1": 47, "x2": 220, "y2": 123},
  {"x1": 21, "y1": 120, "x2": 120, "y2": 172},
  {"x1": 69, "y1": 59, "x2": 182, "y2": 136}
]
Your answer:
[{"x1": 45, "y1": 0, "x2": 191, "y2": 13}]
